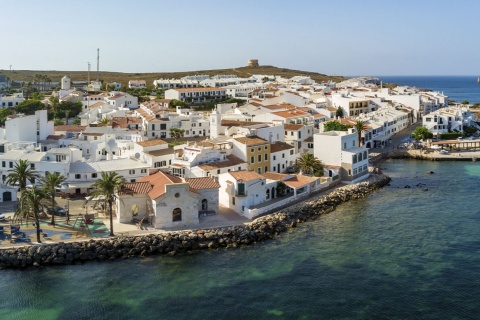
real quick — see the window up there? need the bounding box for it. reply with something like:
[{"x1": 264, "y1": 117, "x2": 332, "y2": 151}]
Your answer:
[
  {"x1": 258, "y1": 147, "x2": 261, "y2": 151},
  {"x1": 238, "y1": 183, "x2": 245, "y2": 195},
  {"x1": 92, "y1": 173, "x2": 97, "y2": 178},
  {"x1": 353, "y1": 155, "x2": 357, "y2": 163},
  {"x1": 257, "y1": 167, "x2": 262, "y2": 174},
  {"x1": 232, "y1": 197, "x2": 235, "y2": 205},
  {"x1": 9, "y1": 162, "x2": 12, "y2": 168},
  {"x1": 172, "y1": 208, "x2": 182, "y2": 221},
  {"x1": 264, "y1": 146, "x2": 268, "y2": 150},
  {"x1": 343, "y1": 142, "x2": 347, "y2": 149},
  {"x1": 265, "y1": 166, "x2": 268, "y2": 173},
  {"x1": 141, "y1": 169, "x2": 147, "y2": 173},
  {"x1": 129, "y1": 170, "x2": 135, "y2": 174},
  {"x1": 282, "y1": 153, "x2": 285, "y2": 158},
  {"x1": 201, "y1": 199, "x2": 208, "y2": 211},
  {"x1": 290, "y1": 150, "x2": 294, "y2": 155},
  {"x1": 264, "y1": 154, "x2": 268, "y2": 161},
  {"x1": 251, "y1": 148, "x2": 254, "y2": 152},
  {"x1": 250, "y1": 156, "x2": 255, "y2": 163},
  {"x1": 299, "y1": 132, "x2": 302, "y2": 139},
  {"x1": 130, "y1": 179, "x2": 136, "y2": 183},
  {"x1": 217, "y1": 169, "x2": 220, "y2": 174},
  {"x1": 152, "y1": 124, "x2": 155, "y2": 130},
  {"x1": 273, "y1": 155, "x2": 276, "y2": 161},
  {"x1": 258, "y1": 154, "x2": 262, "y2": 162},
  {"x1": 75, "y1": 174, "x2": 81, "y2": 179},
  {"x1": 2, "y1": 161, "x2": 5, "y2": 168}
]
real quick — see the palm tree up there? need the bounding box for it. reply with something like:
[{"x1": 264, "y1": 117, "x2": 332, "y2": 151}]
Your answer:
[
  {"x1": 40, "y1": 172, "x2": 66, "y2": 226},
  {"x1": 15, "y1": 186, "x2": 49, "y2": 243},
  {"x1": 89, "y1": 172, "x2": 126, "y2": 236},
  {"x1": 297, "y1": 153, "x2": 324, "y2": 177},
  {"x1": 354, "y1": 120, "x2": 366, "y2": 146},
  {"x1": 5, "y1": 159, "x2": 40, "y2": 191}
]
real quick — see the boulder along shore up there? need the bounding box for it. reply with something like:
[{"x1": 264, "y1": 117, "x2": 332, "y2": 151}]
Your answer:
[{"x1": 0, "y1": 174, "x2": 391, "y2": 269}]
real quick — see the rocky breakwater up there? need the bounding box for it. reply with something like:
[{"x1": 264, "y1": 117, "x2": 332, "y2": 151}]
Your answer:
[{"x1": 0, "y1": 174, "x2": 390, "y2": 269}]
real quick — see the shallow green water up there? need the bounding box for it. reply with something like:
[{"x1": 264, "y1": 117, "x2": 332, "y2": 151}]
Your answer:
[{"x1": 1, "y1": 160, "x2": 479, "y2": 319}]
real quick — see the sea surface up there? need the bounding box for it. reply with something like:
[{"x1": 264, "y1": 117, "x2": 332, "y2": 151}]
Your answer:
[
  {"x1": 377, "y1": 75, "x2": 480, "y2": 104},
  {"x1": 0, "y1": 159, "x2": 479, "y2": 319}
]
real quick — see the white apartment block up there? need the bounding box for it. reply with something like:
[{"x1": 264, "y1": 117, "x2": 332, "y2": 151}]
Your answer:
[
  {"x1": 153, "y1": 79, "x2": 199, "y2": 89},
  {"x1": 422, "y1": 105, "x2": 476, "y2": 136},
  {"x1": 128, "y1": 80, "x2": 147, "y2": 88},
  {"x1": 0, "y1": 93, "x2": 24, "y2": 108},
  {"x1": 0, "y1": 110, "x2": 53, "y2": 144},
  {"x1": 165, "y1": 87, "x2": 227, "y2": 103}
]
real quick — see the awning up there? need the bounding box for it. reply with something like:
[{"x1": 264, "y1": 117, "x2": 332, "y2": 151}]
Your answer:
[{"x1": 65, "y1": 182, "x2": 94, "y2": 189}]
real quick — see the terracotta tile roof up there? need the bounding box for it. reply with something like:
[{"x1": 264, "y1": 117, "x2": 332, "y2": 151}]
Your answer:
[
  {"x1": 262, "y1": 103, "x2": 296, "y2": 110},
  {"x1": 185, "y1": 177, "x2": 220, "y2": 190},
  {"x1": 262, "y1": 172, "x2": 290, "y2": 181},
  {"x1": 229, "y1": 170, "x2": 265, "y2": 182},
  {"x1": 138, "y1": 171, "x2": 198, "y2": 199},
  {"x1": 221, "y1": 120, "x2": 266, "y2": 127},
  {"x1": 136, "y1": 139, "x2": 168, "y2": 147},
  {"x1": 198, "y1": 154, "x2": 245, "y2": 171},
  {"x1": 303, "y1": 136, "x2": 313, "y2": 143},
  {"x1": 250, "y1": 102, "x2": 263, "y2": 107},
  {"x1": 313, "y1": 113, "x2": 325, "y2": 118},
  {"x1": 234, "y1": 135, "x2": 268, "y2": 146},
  {"x1": 270, "y1": 141, "x2": 294, "y2": 153},
  {"x1": 284, "y1": 175, "x2": 318, "y2": 189},
  {"x1": 324, "y1": 165, "x2": 341, "y2": 169},
  {"x1": 118, "y1": 182, "x2": 152, "y2": 195},
  {"x1": 88, "y1": 101, "x2": 106, "y2": 109},
  {"x1": 111, "y1": 117, "x2": 127, "y2": 129},
  {"x1": 272, "y1": 109, "x2": 310, "y2": 119},
  {"x1": 46, "y1": 134, "x2": 65, "y2": 140},
  {"x1": 172, "y1": 87, "x2": 225, "y2": 93},
  {"x1": 54, "y1": 125, "x2": 86, "y2": 132},
  {"x1": 284, "y1": 123, "x2": 303, "y2": 130},
  {"x1": 327, "y1": 107, "x2": 337, "y2": 111}
]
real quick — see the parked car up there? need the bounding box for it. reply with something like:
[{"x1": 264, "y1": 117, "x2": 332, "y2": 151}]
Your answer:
[
  {"x1": 287, "y1": 166, "x2": 296, "y2": 173},
  {"x1": 47, "y1": 206, "x2": 67, "y2": 216},
  {"x1": 440, "y1": 149, "x2": 449, "y2": 155}
]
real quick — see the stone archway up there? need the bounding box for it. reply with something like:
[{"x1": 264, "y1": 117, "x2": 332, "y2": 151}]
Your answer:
[{"x1": 172, "y1": 208, "x2": 182, "y2": 222}]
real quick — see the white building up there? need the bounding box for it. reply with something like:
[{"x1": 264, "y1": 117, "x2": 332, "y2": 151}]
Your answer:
[
  {"x1": 423, "y1": 105, "x2": 476, "y2": 136},
  {"x1": 165, "y1": 87, "x2": 227, "y2": 103},
  {"x1": 128, "y1": 80, "x2": 147, "y2": 88},
  {"x1": 313, "y1": 128, "x2": 369, "y2": 184},
  {"x1": 0, "y1": 93, "x2": 24, "y2": 108},
  {"x1": 0, "y1": 110, "x2": 53, "y2": 144}
]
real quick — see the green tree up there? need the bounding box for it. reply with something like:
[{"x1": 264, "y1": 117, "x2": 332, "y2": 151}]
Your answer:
[
  {"x1": 335, "y1": 107, "x2": 344, "y2": 118},
  {"x1": 0, "y1": 107, "x2": 13, "y2": 126},
  {"x1": 170, "y1": 99, "x2": 187, "y2": 107},
  {"x1": 72, "y1": 119, "x2": 81, "y2": 125},
  {"x1": 89, "y1": 172, "x2": 126, "y2": 236},
  {"x1": 323, "y1": 120, "x2": 351, "y2": 132},
  {"x1": 5, "y1": 159, "x2": 40, "y2": 191},
  {"x1": 30, "y1": 91, "x2": 45, "y2": 101},
  {"x1": 14, "y1": 186, "x2": 49, "y2": 243},
  {"x1": 461, "y1": 100, "x2": 469, "y2": 105},
  {"x1": 297, "y1": 153, "x2": 324, "y2": 176},
  {"x1": 99, "y1": 117, "x2": 109, "y2": 126},
  {"x1": 40, "y1": 172, "x2": 66, "y2": 226},
  {"x1": 169, "y1": 127, "x2": 185, "y2": 142},
  {"x1": 55, "y1": 101, "x2": 83, "y2": 119},
  {"x1": 412, "y1": 126, "x2": 433, "y2": 140},
  {"x1": 354, "y1": 120, "x2": 366, "y2": 146},
  {"x1": 54, "y1": 119, "x2": 65, "y2": 126},
  {"x1": 14, "y1": 99, "x2": 46, "y2": 115}
]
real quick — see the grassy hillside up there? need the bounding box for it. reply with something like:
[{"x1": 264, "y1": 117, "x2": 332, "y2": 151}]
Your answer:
[{"x1": 0, "y1": 65, "x2": 347, "y2": 87}]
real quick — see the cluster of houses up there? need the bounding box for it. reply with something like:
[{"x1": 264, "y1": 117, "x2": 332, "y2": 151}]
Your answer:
[{"x1": 1, "y1": 70, "x2": 475, "y2": 230}]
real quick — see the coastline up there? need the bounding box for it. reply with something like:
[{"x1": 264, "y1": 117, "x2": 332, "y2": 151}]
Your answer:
[{"x1": 0, "y1": 173, "x2": 390, "y2": 269}]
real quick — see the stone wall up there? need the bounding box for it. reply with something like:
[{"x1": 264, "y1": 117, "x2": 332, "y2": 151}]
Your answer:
[{"x1": 0, "y1": 174, "x2": 390, "y2": 269}]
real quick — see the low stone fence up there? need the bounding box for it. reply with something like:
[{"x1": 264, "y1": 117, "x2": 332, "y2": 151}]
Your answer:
[{"x1": 0, "y1": 174, "x2": 391, "y2": 269}]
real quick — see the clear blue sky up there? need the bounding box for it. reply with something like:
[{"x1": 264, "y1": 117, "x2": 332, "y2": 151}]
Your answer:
[{"x1": 1, "y1": 0, "x2": 479, "y2": 76}]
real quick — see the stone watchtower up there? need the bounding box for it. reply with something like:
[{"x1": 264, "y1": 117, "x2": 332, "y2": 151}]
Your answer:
[{"x1": 247, "y1": 59, "x2": 259, "y2": 67}]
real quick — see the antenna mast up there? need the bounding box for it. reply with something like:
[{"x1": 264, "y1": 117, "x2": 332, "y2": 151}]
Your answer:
[
  {"x1": 96, "y1": 48, "x2": 100, "y2": 81},
  {"x1": 88, "y1": 62, "x2": 91, "y2": 83}
]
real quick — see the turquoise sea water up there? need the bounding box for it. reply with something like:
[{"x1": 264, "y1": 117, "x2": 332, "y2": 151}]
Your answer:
[
  {"x1": 0, "y1": 159, "x2": 479, "y2": 319},
  {"x1": 377, "y1": 75, "x2": 480, "y2": 104}
]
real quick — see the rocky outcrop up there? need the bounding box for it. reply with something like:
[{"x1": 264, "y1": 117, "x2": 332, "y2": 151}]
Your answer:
[{"x1": 0, "y1": 174, "x2": 390, "y2": 269}]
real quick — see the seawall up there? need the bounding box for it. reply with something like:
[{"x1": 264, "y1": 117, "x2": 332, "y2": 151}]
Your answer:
[{"x1": 0, "y1": 174, "x2": 391, "y2": 269}]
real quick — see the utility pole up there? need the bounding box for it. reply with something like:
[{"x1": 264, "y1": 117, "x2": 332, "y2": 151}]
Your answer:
[{"x1": 88, "y1": 62, "x2": 91, "y2": 83}]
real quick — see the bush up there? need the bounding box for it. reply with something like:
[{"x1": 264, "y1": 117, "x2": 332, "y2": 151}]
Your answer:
[{"x1": 439, "y1": 132, "x2": 463, "y2": 140}]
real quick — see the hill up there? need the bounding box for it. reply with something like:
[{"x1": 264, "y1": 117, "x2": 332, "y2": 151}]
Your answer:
[{"x1": 0, "y1": 65, "x2": 347, "y2": 87}]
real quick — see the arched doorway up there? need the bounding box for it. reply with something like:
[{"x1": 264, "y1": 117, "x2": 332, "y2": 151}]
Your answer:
[
  {"x1": 172, "y1": 208, "x2": 182, "y2": 222},
  {"x1": 266, "y1": 189, "x2": 270, "y2": 199},
  {"x1": 2, "y1": 191, "x2": 11, "y2": 202},
  {"x1": 271, "y1": 187, "x2": 275, "y2": 199},
  {"x1": 366, "y1": 142, "x2": 371, "y2": 148},
  {"x1": 201, "y1": 199, "x2": 208, "y2": 211}
]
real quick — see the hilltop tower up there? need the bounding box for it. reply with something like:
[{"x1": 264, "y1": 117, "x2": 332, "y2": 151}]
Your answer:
[{"x1": 247, "y1": 59, "x2": 259, "y2": 67}]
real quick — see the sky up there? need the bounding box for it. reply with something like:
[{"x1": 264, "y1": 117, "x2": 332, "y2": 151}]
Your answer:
[{"x1": 1, "y1": 0, "x2": 479, "y2": 76}]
